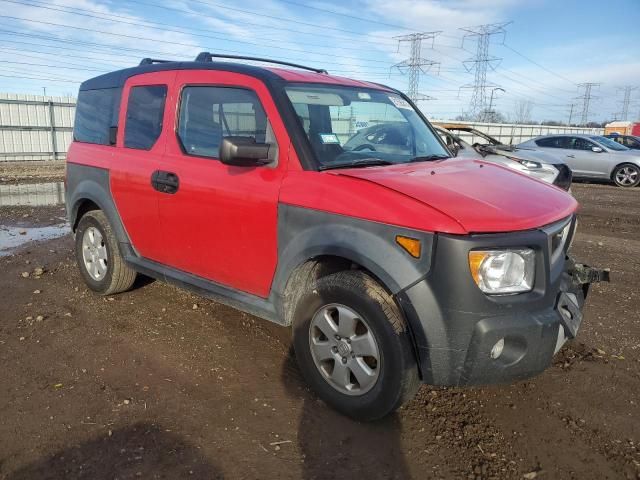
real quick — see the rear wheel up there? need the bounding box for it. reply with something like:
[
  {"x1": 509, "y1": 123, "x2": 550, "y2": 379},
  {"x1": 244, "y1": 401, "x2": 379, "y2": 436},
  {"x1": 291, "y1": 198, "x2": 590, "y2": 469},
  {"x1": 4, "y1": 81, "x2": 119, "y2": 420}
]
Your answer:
[
  {"x1": 292, "y1": 270, "x2": 419, "y2": 421},
  {"x1": 75, "y1": 210, "x2": 137, "y2": 295},
  {"x1": 612, "y1": 163, "x2": 640, "y2": 187}
]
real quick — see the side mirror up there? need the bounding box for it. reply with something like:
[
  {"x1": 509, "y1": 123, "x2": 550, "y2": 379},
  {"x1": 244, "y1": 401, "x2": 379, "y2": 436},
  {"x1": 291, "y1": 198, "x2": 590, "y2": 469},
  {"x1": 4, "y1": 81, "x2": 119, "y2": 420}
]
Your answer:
[
  {"x1": 592, "y1": 146, "x2": 603, "y2": 153},
  {"x1": 219, "y1": 136, "x2": 276, "y2": 167}
]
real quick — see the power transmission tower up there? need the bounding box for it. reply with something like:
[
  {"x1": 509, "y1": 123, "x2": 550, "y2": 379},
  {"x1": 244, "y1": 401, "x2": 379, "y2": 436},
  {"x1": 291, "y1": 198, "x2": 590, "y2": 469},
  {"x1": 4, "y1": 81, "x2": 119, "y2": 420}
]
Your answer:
[
  {"x1": 617, "y1": 86, "x2": 638, "y2": 121},
  {"x1": 567, "y1": 102, "x2": 578, "y2": 125},
  {"x1": 393, "y1": 32, "x2": 441, "y2": 104},
  {"x1": 576, "y1": 83, "x2": 600, "y2": 125},
  {"x1": 460, "y1": 22, "x2": 511, "y2": 119}
]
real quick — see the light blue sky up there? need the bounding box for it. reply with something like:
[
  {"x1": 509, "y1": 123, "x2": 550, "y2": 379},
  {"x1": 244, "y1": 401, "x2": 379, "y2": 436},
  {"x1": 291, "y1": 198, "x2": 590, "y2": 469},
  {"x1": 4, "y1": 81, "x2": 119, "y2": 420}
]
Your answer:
[{"x1": 0, "y1": 0, "x2": 638, "y2": 122}]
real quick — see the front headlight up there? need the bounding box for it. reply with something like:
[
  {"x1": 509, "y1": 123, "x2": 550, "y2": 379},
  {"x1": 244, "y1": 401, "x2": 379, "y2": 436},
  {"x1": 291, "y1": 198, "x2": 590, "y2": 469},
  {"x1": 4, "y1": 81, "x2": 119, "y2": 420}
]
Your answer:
[
  {"x1": 506, "y1": 156, "x2": 542, "y2": 169},
  {"x1": 468, "y1": 249, "x2": 535, "y2": 294}
]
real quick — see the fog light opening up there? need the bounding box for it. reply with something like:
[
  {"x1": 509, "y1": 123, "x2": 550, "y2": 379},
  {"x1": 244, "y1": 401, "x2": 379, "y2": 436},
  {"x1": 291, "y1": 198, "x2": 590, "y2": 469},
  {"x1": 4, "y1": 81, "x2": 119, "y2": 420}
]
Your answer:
[{"x1": 490, "y1": 338, "x2": 505, "y2": 360}]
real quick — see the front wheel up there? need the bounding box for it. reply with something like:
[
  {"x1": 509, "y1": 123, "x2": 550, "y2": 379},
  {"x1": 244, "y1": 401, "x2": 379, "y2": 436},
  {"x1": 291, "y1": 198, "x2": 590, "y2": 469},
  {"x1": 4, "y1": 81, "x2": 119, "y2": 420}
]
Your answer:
[
  {"x1": 612, "y1": 163, "x2": 640, "y2": 187},
  {"x1": 292, "y1": 271, "x2": 420, "y2": 421}
]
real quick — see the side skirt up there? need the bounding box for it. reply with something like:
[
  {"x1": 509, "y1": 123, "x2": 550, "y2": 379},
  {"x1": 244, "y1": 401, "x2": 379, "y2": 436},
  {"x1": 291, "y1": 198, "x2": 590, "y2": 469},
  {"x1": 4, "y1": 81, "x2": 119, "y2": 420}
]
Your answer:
[{"x1": 124, "y1": 253, "x2": 283, "y2": 325}]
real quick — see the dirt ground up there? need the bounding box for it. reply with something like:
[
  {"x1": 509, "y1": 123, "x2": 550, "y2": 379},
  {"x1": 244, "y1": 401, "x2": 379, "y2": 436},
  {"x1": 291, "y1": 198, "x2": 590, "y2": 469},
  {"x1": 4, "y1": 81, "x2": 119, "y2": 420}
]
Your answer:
[
  {"x1": 0, "y1": 162, "x2": 65, "y2": 185},
  {"x1": 0, "y1": 183, "x2": 638, "y2": 480}
]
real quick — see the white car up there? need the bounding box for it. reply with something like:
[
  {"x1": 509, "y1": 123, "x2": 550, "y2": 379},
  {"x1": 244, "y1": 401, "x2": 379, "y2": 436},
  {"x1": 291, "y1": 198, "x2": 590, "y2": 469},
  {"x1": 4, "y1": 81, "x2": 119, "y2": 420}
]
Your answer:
[
  {"x1": 519, "y1": 134, "x2": 640, "y2": 187},
  {"x1": 435, "y1": 125, "x2": 572, "y2": 191}
]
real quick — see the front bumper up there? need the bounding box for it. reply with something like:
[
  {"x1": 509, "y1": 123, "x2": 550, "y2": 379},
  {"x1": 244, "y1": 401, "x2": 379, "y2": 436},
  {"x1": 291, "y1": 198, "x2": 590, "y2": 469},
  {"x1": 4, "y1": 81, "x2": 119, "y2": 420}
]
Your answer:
[{"x1": 395, "y1": 221, "x2": 608, "y2": 386}]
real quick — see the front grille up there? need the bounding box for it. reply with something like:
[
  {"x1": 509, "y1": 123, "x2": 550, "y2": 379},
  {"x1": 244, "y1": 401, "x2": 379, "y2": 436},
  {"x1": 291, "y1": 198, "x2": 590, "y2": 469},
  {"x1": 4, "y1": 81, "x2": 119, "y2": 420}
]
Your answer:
[{"x1": 553, "y1": 163, "x2": 573, "y2": 191}]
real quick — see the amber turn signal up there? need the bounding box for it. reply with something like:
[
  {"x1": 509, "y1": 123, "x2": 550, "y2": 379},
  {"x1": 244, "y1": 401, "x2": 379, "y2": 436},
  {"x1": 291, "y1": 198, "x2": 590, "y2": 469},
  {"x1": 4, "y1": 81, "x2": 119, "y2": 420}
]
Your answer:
[
  {"x1": 395, "y1": 235, "x2": 421, "y2": 258},
  {"x1": 468, "y1": 251, "x2": 488, "y2": 285}
]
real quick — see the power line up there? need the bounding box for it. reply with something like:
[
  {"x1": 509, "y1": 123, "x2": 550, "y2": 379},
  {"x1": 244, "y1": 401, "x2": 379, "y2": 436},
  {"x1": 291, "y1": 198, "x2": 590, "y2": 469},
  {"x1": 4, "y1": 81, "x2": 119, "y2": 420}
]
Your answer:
[
  {"x1": 276, "y1": 0, "x2": 415, "y2": 32},
  {"x1": 0, "y1": 1, "x2": 398, "y2": 59},
  {"x1": 126, "y1": 0, "x2": 401, "y2": 47},
  {"x1": 0, "y1": 36, "x2": 468, "y2": 80},
  {"x1": 178, "y1": 0, "x2": 401, "y2": 42},
  {"x1": 502, "y1": 43, "x2": 577, "y2": 86},
  {"x1": 393, "y1": 32, "x2": 441, "y2": 103},
  {"x1": 0, "y1": 73, "x2": 78, "y2": 83},
  {"x1": 0, "y1": 14, "x2": 405, "y2": 68},
  {"x1": 460, "y1": 22, "x2": 510, "y2": 118}
]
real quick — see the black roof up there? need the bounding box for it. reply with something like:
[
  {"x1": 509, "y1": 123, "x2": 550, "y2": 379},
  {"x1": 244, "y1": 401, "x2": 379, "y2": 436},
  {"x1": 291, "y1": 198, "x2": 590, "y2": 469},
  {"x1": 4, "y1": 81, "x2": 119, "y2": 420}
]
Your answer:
[{"x1": 80, "y1": 61, "x2": 285, "y2": 91}]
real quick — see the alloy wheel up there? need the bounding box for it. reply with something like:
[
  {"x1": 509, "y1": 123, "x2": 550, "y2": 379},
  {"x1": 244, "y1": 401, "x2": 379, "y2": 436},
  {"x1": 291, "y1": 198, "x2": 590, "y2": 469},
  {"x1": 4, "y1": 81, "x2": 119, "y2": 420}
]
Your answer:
[
  {"x1": 615, "y1": 166, "x2": 639, "y2": 186},
  {"x1": 82, "y1": 226, "x2": 108, "y2": 281},
  {"x1": 308, "y1": 303, "x2": 381, "y2": 396}
]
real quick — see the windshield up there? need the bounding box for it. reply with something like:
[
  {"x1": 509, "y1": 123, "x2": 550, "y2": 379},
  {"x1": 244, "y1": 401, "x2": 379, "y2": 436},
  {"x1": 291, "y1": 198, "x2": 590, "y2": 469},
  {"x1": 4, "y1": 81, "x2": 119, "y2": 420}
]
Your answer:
[
  {"x1": 591, "y1": 135, "x2": 629, "y2": 151},
  {"x1": 285, "y1": 86, "x2": 449, "y2": 169}
]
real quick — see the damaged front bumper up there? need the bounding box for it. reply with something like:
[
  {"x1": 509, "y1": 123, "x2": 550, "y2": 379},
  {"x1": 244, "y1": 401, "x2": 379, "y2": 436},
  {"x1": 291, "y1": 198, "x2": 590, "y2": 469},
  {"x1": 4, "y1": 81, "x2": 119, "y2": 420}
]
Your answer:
[
  {"x1": 554, "y1": 260, "x2": 610, "y2": 353},
  {"x1": 399, "y1": 246, "x2": 610, "y2": 386}
]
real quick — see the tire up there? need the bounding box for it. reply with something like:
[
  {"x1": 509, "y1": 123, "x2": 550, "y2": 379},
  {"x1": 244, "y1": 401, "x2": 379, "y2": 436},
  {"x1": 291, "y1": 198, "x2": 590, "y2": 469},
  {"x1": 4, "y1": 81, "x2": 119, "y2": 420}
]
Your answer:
[
  {"x1": 292, "y1": 270, "x2": 420, "y2": 421},
  {"x1": 612, "y1": 163, "x2": 640, "y2": 187},
  {"x1": 75, "y1": 210, "x2": 137, "y2": 295}
]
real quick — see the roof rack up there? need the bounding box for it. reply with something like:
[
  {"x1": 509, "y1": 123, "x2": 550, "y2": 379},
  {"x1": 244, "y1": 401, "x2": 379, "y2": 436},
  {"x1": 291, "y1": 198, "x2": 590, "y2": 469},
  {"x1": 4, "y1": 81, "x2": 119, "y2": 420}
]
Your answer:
[
  {"x1": 195, "y1": 52, "x2": 328, "y2": 74},
  {"x1": 139, "y1": 58, "x2": 174, "y2": 66}
]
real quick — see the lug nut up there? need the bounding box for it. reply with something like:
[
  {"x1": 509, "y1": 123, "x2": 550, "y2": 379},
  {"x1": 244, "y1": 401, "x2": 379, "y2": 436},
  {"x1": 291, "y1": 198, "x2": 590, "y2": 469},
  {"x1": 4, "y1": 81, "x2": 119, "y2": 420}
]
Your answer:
[
  {"x1": 346, "y1": 339, "x2": 351, "y2": 344},
  {"x1": 342, "y1": 357, "x2": 347, "y2": 364},
  {"x1": 335, "y1": 335, "x2": 341, "y2": 340},
  {"x1": 332, "y1": 346, "x2": 338, "y2": 353}
]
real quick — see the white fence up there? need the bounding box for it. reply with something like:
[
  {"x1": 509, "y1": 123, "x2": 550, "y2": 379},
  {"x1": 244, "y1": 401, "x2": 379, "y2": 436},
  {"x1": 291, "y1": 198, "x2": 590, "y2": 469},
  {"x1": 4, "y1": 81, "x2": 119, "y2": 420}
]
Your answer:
[
  {"x1": 431, "y1": 120, "x2": 604, "y2": 145},
  {"x1": 0, "y1": 93, "x2": 75, "y2": 162},
  {"x1": 0, "y1": 93, "x2": 605, "y2": 162}
]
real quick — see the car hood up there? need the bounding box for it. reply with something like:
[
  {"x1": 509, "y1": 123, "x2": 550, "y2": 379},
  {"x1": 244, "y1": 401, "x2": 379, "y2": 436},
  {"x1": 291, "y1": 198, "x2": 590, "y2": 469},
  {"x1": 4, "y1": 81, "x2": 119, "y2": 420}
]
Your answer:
[{"x1": 328, "y1": 159, "x2": 577, "y2": 233}]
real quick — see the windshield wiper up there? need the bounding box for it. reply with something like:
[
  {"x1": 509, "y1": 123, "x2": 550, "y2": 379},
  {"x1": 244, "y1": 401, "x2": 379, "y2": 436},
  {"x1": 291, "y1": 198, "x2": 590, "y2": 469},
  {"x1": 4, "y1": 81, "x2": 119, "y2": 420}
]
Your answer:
[
  {"x1": 408, "y1": 154, "x2": 450, "y2": 163},
  {"x1": 319, "y1": 158, "x2": 395, "y2": 170}
]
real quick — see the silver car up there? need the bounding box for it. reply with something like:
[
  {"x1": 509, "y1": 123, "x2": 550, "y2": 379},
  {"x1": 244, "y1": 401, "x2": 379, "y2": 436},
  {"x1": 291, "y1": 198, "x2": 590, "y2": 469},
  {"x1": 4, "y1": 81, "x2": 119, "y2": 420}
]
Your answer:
[
  {"x1": 519, "y1": 134, "x2": 640, "y2": 187},
  {"x1": 435, "y1": 125, "x2": 572, "y2": 191}
]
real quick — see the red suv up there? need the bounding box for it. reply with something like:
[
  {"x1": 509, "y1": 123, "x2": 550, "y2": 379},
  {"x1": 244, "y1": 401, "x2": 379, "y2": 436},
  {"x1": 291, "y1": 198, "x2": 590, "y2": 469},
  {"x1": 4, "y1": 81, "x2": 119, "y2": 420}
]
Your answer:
[{"x1": 66, "y1": 52, "x2": 606, "y2": 420}]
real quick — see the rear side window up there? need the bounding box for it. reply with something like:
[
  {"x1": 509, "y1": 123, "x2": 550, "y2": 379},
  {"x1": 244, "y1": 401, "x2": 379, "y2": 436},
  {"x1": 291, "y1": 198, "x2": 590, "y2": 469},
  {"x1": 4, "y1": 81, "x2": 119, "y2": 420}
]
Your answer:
[
  {"x1": 177, "y1": 86, "x2": 269, "y2": 159},
  {"x1": 74, "y1": 88, "x2": 121, "y2": 145},
  {"x1": 570, "y1": 137, "x2": 596, "y2": 151},
  {"x1": 124, "y1": 85, "x2": 167, "y2": 150},
  {"x1": 535, "y1": 136, "x2": 568, "y2": 148}
]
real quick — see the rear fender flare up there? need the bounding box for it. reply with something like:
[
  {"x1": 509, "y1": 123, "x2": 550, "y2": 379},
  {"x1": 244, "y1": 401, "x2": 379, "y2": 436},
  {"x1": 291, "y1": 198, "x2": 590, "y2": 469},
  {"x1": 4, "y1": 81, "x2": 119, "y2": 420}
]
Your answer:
[{"x1": 66, "y1": 164, "x2": 131, "y2": 249}]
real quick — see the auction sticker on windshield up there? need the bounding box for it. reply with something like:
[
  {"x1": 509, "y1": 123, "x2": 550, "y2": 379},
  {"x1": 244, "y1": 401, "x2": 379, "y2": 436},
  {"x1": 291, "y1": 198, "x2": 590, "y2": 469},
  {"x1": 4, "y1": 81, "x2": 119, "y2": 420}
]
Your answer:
[
  {"x1": 319, "y1": 133, "x2": 340, "y2": 144},
  {"x1": 388, "y1": 95, "x2": 412, "y2": 110}
]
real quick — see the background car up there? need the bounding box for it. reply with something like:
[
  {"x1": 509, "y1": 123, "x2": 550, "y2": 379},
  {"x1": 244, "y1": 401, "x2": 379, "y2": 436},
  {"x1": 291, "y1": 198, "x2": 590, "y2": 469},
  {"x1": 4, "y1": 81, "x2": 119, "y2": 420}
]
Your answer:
[
  {"x1": 519, "y1": 134, "x2": 640, "y2": 187},
  {"x1": 604, "y1": 133, "x2": 640, "y2": 150},
  {"x1": 433, "y1": 125, "x2": 572, "y2": 191}
]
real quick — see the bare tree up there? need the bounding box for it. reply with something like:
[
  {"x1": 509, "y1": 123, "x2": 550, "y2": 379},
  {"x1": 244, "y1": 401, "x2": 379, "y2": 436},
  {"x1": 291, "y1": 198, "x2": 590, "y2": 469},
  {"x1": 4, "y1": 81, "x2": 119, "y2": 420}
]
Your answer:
[
  {"x1": 481, "y1": 109, "x2": 507, "y2": 123},
  {"x1": 513, "y1": 100, "x2": 533, "y2": 124}
]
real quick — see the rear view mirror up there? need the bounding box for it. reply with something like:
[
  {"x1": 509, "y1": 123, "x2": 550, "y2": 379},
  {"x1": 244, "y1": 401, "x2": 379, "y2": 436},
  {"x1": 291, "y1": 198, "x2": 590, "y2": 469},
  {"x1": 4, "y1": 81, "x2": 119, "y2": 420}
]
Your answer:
[
  {"x1": 220, "y1": 136, "x2": 276, "y2": 167},
  {"x1": 592, "y1": 146, "x2": 603, "y2": 153},
  {"x1": 109, "y1": 126, "x2": 118, "y2": 146}
]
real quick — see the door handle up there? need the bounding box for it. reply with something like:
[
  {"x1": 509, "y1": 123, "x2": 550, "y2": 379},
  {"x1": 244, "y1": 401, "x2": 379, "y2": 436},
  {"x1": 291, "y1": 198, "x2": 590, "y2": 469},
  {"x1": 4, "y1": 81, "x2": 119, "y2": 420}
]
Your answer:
[{"x1": 151, "y1": 170, "x2": 179, "y2": 194}]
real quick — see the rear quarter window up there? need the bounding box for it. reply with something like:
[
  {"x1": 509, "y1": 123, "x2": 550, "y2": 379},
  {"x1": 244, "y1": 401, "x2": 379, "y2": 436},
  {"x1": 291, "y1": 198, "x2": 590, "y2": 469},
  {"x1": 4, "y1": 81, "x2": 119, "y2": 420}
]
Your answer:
[
  {"x1": 124, "y1": 85, "x2": 167, "y2": 150},
  {"x1": 74, "y1": 88, "x2": 121, "y2": 145},
  {"x1": 535, "y1": 137, "x2": 568, "y2": 148}
]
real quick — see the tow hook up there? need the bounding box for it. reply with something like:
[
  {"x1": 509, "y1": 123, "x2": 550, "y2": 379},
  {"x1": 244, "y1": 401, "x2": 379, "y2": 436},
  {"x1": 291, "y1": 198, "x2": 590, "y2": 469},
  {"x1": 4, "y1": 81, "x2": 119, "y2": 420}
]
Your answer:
[{"x1": 569, "y1": 262, "x2": 611, "y2": 284}]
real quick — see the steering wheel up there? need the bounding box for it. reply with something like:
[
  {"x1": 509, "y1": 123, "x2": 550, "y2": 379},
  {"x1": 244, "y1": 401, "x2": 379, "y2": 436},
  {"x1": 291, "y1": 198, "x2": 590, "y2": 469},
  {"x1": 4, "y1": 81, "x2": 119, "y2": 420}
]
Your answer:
[{"x1": 353, "y1": 144, "x2": 377, "y2": 152}]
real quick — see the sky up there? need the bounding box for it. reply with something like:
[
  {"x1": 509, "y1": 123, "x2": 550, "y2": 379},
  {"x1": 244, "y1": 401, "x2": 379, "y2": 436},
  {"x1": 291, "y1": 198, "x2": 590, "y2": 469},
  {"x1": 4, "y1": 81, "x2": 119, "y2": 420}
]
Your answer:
[{"x1": 0, "y1": 0, "x2": 638, "y2": 123}]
